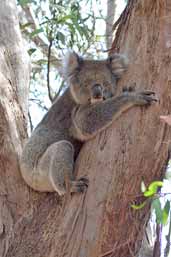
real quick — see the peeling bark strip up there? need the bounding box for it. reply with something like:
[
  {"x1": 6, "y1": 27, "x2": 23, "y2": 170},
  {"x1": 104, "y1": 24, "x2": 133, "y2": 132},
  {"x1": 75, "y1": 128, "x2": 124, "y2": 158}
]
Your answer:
[{"x1": 0, "y1": 1, "x2": 171, "y2": 257}]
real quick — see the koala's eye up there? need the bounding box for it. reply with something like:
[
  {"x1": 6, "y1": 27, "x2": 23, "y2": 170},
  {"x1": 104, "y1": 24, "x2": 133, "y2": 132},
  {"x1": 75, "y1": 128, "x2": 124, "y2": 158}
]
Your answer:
[
  {"x1": 104, "y1": 80, "x2": 110, "y2": 84},
  {"x1": 84, "y1": 79, "x2": 92, "y2": 88},
  {"x1": 103, "y1": 81, "x2": 110, "y2": 88}
]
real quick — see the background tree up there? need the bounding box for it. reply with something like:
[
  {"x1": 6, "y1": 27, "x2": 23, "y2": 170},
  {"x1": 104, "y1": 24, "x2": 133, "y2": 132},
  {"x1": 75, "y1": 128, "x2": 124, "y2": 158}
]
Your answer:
[
  {"x1": 0, "y1": 0, "x2": 171, "y2": 257},
  {"x1": 106, "y1": 0, "x2": 116, "y2": 49},
  {"x1": 0, "y1": 0, "x2": 30, "y2": 256}
]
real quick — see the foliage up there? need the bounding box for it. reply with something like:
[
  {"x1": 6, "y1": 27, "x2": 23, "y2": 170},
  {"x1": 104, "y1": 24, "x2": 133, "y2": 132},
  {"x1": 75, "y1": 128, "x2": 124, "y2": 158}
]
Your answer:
[
  {"x1": 17, "y1": 0, "x2": 106, "y2": 128},
  {"x1": 132, "y1": 180, "x2": 171, "y2": 226},
  {"x1": 32, "y1": 1, "x2": 95, "y2": 52}
]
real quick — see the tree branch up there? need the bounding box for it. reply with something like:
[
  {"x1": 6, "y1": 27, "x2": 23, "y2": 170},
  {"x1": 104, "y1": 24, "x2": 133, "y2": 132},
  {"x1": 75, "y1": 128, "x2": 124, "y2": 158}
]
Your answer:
[
  {"x1": 47, "y1": 36, "x2": 54, "y2": 102},
  {"x1": 28, "y1": 110, "x2": 33, "y2": 132},
  {"x1": 106, "y1": 0, "x2": 116, "y2": 50}
]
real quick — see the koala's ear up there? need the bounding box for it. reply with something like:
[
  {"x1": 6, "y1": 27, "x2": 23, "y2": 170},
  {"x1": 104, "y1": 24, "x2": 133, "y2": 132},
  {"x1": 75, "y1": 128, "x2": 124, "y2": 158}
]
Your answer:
[
  {"x1": 107, "y1": 53, "x2": 129, "y2": 78},
  {"x1": 62, "y1": 51, "x2": 81, "y2": 79}
]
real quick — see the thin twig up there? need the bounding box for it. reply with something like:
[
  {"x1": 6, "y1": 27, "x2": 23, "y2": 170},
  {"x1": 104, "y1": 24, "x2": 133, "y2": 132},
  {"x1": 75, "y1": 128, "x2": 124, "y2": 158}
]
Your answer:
[
  {"x1": 47, "y1": 35, "x2": 54, "y2": 102},
  {"x1": 29, "y1": 98, "x2": 48, "y2": 111},
  {"x1": 28, "y1": 111, "x2": 33, "y2": 132}
]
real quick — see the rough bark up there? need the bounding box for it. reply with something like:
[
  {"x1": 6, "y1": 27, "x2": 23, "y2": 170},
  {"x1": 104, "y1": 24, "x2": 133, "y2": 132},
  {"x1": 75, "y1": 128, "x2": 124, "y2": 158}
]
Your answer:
[
  {"x1": 0, "y1": 0, "x2": 30, "y2": 256},
  {"x1": 1, "y1": 0, "x2": 171, "y2": 257}
]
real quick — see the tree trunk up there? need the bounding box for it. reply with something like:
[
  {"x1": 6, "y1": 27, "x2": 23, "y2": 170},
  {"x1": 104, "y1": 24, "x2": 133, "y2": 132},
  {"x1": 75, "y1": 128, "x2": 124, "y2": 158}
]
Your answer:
[
  {"x1": 1, "y1": 0, "x2": 171, "y2": 257},
  {"x1": 106, "y1": 0, "x2": 116, "y2": 49},
  {"x1": 0, "y1": 0, "x2": 30, "y2": 256}
]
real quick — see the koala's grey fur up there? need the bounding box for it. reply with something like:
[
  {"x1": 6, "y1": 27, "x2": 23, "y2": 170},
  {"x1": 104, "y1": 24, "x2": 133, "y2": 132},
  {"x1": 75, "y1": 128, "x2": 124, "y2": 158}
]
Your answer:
[{"x1": 20, "y1": 51, "x2": 157, "y2": 195}]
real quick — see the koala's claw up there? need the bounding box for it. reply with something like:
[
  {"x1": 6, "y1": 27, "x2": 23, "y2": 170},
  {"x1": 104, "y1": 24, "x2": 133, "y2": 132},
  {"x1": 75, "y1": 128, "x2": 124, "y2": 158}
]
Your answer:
[
  {"x1": 136, "y1": 91, "x2": 158, "y2": 106},
  {"x1": 78, "y1": 177, "x2": 89, "y2": 187},
  {"x1": 71, "y1": 177, "x2": 89, "y2": 194},
  {"x1": 140, "y1": 90, "x2": 156, "y2": 96}
]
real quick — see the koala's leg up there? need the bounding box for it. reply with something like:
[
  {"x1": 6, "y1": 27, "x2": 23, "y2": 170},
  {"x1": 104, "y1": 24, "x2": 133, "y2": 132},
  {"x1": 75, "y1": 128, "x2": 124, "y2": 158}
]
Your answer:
[
  {"x1": 71, "y1": 90, "x2": 158, "y2": 141},
  {"x1": 39, "y1": 140, "x2": 88, "y2": 195}
]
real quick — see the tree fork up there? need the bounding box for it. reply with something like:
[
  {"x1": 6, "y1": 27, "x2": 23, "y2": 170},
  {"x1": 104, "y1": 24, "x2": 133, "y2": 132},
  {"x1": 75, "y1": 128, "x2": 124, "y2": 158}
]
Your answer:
[{"x1": 1, "y1": 1, "x2": 171, "y2": 257}]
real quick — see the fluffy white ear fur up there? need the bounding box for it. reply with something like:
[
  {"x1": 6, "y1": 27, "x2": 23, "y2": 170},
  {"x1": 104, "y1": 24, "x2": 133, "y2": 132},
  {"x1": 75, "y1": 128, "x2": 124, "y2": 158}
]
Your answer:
[
  {"x1": 62, "y1": 51, "x2": 79, "y2": 79},
  {"x1": 109, "y1": 53, "x2": 129, "y2": 78}
]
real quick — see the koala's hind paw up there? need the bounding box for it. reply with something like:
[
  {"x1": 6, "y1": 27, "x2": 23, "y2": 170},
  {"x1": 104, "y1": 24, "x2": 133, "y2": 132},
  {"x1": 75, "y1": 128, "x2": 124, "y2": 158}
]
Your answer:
[
  {"x1": 78, "y1": 177, "x2": 89, "y2": 186},
  {"x1": 71, "y1": 177, "x2": 89, "y2": 194},
  {"x1": 136, "y1": 91, "x2": 158, "y2": 106}
]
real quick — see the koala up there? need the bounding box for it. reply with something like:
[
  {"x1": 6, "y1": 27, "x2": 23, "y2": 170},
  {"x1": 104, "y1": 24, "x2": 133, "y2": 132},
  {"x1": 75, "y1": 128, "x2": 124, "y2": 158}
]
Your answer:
[{"x1": 20, "y1": 51, "x2": 157, "y2": 195}]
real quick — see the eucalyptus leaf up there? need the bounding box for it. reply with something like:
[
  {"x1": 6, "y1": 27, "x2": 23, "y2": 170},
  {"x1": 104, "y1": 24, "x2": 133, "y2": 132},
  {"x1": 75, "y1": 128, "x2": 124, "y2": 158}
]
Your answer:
[
  {"x1": 144, "y1": 181, "x2": 163, "y2": 197},
  {"x1": 30, "y1": 28, "x2": 44, "y2": 38},
  {"x1": 152, "y1": 198, "x2": 162, "y2": 224},
  {"x1": 56, "y1": 32, "x2": 65, "y2": 44},
  {"x1": 18, "y1": 0, "x2": 33, "y2": 6},
  {"x1": 28, "y1": 48, "x2": 37, "y2": 56},
  {"x1": 148, "y1": 181, "x2": 163, "y2": 191},
  {"x1": 162, "y1": 200, "x2": 170, "y2": 225},
  {"x1": 131, "y1": 201, "x2": 146, "y2": 210}
]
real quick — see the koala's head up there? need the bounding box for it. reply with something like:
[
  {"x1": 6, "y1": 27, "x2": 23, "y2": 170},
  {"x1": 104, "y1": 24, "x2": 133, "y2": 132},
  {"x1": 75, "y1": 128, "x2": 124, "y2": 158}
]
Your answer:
[{"x1": 63, "y1": 51, "x2": 128, "y2": 105}]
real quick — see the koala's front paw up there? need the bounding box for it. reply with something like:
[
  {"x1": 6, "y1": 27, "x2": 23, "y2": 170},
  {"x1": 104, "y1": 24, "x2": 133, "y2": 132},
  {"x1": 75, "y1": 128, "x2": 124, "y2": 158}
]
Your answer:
[
  {"x1": 71, "y1": 177, "x2": 89, "y2": 194},
  {"x1": 135, "y1": 91, "x2": 158, "y2": 106},
  {"x1": 78, "y1": 177, "x2": 89, "y2": 186}
]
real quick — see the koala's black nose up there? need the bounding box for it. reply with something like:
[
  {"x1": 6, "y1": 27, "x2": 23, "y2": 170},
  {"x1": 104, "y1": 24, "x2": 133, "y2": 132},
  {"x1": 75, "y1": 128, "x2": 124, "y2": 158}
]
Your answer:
[{"x1": 92, "y1": 84, "x2": 103, "y2": 99}]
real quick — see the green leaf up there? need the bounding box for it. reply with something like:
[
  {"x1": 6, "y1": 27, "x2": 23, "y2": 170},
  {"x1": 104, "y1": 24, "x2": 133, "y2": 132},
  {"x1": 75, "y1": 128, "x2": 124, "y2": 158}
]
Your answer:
[
  {"x1": 58, "y1": 15, "x2": 73, "y2": 24},
  {"x1": 72, "y1": 19, "x2": 84, "y2": 37},
  {"x1": 162, "y1": 200, "x2": 170, "y2": 225},
  {"x1": 144, "y1": 181, "x2": 163, "y2": 197},
  {"x1": 20, "y1": 22, "x2": 33, "y2": 30},
  {"x1": 95, "y1": 35, "x2": 104, "y2": 42},
  {"x1": 141, "y1": 181, "x2": 146, "y2": 193},
  {"x1": 152, "y1": 198, "x2": 162, "y2": 224},
  {"x1": 30, "y1": 28, "x2": 44, "y2": 38},
  {"x1": 148, "y1": 181, "x2": 163, "y2": 191},
  {"x1": 144, "y1": 190, "x2": 155, "y2": 197},
  {"x1": 28, "y1": 48, "x2": 37, "y2": 56},
  {"x1": 18, "y1": 0, "x2": 33, "y2": 6},
  {"x1": 56, "y1": 32, "x2": 65, "y2": 45},
  {"x1": 35, "y1": 59, "x2": 47, "y2": 65},
  {"x1": 66, "y1": 22, "x2": 75, "y2": 34},
  {"x1": 131, "y1": 201, "x2": 146, "y2": 210}
]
